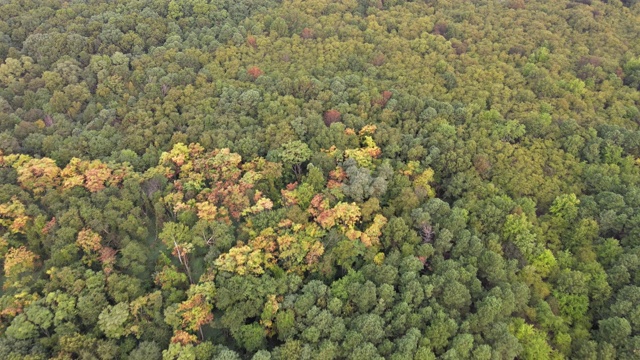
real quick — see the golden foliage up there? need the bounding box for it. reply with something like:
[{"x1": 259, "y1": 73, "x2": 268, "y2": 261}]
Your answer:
[
  {"x1": 4, "y1": 246, "x2": 38, "y2": 278},
  {"x1": 0, "y1": 197, "x2": 30, "y2": 234},
  {"x1": 76, "y1": 228, "x2": 103, "y2": 253}
]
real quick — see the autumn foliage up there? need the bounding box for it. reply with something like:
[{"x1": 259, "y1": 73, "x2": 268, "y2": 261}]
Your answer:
[
  {"x1": 372, "y1": 53, "x2": 386, "y2": 66},
  {"x1": 15, "y1": 158, "x2": 61, "y2": 195},
  {"x1": 171, "y1": 330, "x2": 198, "y2": 345},
  {"x1": 372, "y1": 90, "x2": 393, "y2": 107},
  {"x1": 323, "y1": 109, "x2": 341, "y2": 126},
  {"x1": 178, "y1": 293, "x2": 213, "y2": 332},
  {"x1": 156, "y1": 144, "x2": 281, "y2": 223},
  {"x1": 247, "y1": 35, "x2": 257, "y2": 49},
  {"x1": 0, "y1": 198, "x2": 30, "y2": 234},
  {"x1": 3, "y1": 246, "x2": 38, "y2": 279},
  {"x1": 300, "y1": 28, "x2": 315, "y2": 39},
  {"x1": 433, "y1": 22, "x2": 448, "y2": 36},
  {"x1": 247, "y1": 66, "x2": 263, "y2": 80},
  {"x1": 76, "y1": 228, "x2": 103, "y2": 253},
  {"x1": 2, "y1": 0, "x2": 640, "y2": 357},
  {"x1": 0, "y1": 155, "x2": 126, "y2": 196}
]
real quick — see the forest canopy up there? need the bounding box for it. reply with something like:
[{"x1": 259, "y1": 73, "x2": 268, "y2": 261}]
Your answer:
[{"x1": 1, "y1": 0, "x2": 640, "y2": 359}]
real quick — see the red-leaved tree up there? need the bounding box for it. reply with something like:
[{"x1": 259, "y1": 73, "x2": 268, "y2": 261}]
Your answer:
[{"x1": 323, "y1": 109, "x2": 341, "y2": 127}]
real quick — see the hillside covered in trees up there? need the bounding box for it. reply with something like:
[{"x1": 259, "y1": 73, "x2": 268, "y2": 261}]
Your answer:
[{"x1": 1, "y1": 0, "x2": 640, "y2": 359}]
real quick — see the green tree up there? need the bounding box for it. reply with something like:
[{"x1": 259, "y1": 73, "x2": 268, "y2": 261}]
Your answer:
[{"x1": 279, "y1": 140, "x2": 312, "y2": 178}]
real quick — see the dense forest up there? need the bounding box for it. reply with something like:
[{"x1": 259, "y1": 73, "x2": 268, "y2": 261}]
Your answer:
[{"x1": 1, "y1": 0, "x2": 640, "y2": 358}]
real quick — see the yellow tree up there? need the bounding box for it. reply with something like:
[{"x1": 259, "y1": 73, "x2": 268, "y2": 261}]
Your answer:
[
  {"x1": 76, "y1": 228, "x2": 103, "y2": 265},
  {"x1": 176, "y1": 283, "x2": 215, "y2": 340},
  {"x1": 14, "y1": 158, "x2": 61, "y2": 195},
  {"x1": 3, "y1": 246, "x2": 38, "y2": 285},
  {"x1": 0, "y1": 197, "x2": 30, "y2": 234}
]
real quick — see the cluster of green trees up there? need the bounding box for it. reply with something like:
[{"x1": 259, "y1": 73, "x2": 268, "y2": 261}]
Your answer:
[{"x1": 1, "y1": 0, "x2": 640, "y2": 358}]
